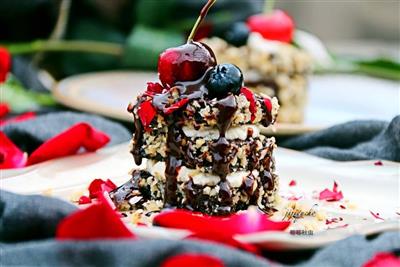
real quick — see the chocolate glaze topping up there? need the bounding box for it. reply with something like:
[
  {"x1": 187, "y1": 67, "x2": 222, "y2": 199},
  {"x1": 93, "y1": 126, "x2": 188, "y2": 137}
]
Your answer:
[{"x1": 128, "y1": 66, "x2": 274, "y2": 212}]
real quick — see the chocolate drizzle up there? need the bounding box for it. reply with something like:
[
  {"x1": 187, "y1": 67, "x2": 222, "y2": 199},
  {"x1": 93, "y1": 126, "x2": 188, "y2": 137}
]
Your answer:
[
  {"x1": 128, "y1": 67, "x2": 275, "y2": 213},
  {"x1": 164, "y1": 118, "x2": 184, "y2": 206},
  {"x1": 128, "y1": 103, "x2": 144, "y2": 166}
]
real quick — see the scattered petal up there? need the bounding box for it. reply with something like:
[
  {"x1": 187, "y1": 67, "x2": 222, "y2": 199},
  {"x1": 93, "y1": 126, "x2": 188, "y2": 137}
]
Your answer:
[
  {"x1": 78, "y1": 196, "x2": 92, "y2": 205},
  {"x1": 289, "y1": 180, "x2": 297, "y2": 187},
  {"x1": 287, "y1": 196, "x2": 302, "y2": 201},
  {"x1": 328, "y1": 224, "x2": 349, "y2": 230},
  {"x1": 374, "y1": 161, "x2": 383, "y2": 166},
  {"x1": 339, "y1": 205, "x2": 346, "y2": 209},
  {"x1": 370, "y1": 211, "x2": 384, "y2": 221},
  {"x1": 0, "y1": 111, "x2": 36, "y2": 126},
  {"x1": 0, "y1": 132, "x2": 27, "y2": 169},
  {"x1": 154, "y1": 208, "x2": 290, "y2": 236},
  {"x1": 325, "y1": 218, "x2": 339, "y2": 225},
  {"x1": 263, "y1": 97, "x2": 272, "y2": 113},
  {"x1": 0, "y1": 103, "x2": 10, "y2": 117},
  {"x1": 0, "y1": 46, "x2": 11, "y2": 83},
  {"x1": 319, "y1": 181, "x2": 344, "y2": 202},
  {"x1": 27, "y1": 123, "x2": 110, "y2": 165},
  {"x1": 240, "y1": 87, "x2": 257, "y2": 121},
  {"x1": 164, "y1": 98, "x2": 189, "y2": 115},
  {"x1": 146, "y1": 82, "x2": 164, "y2": 95},
  {"x1": 88, "y1": 179, "x2": 117, "y2": 199},
  {"x1": 363, "y1": 252, "x2": 400, "y2": 267},
  {"x1": 137, "y1": 100, "x2": 157, "y2": 131},
  {"x1": 56, "y1": 200, "x2": 135, "y2": 240},
  {"x1": 161, "y1": 253, "x2": 224, "y2": 267}
]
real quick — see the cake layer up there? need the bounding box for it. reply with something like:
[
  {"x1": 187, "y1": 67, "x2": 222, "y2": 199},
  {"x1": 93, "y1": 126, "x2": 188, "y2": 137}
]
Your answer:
[
  {"x1": 110, "y1": 165, "x2": 279, "y2": 215},
  {"x1": 134, "y1": 92, "x2": 279, "y2": 132},
  {"x1": 133, "y1": 130, "x2": 276, "y2": 173},
  {"x1": 249, "y1": 75, "x2": 307, "y2": 123},
  {"x1": 203, "y1": 33, "x2": 313, "y2": 77}
]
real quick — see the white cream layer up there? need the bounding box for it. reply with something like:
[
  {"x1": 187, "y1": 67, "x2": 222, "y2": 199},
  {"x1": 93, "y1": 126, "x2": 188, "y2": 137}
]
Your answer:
[
  {"x1": 182, "y1": 124, "x2": 260, "y2": 141},
  {"x1": 147, "y1": 160, "x2": 253, "y2": 188}
]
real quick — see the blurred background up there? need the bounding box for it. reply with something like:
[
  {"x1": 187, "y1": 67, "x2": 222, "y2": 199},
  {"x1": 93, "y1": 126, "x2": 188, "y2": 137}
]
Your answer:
[
  {"x1": 1, "y1": 0, "x2": 399, "y2": 78},
  {"x1": 0, "y1": 0, "x2": 399, "y2": 125}
]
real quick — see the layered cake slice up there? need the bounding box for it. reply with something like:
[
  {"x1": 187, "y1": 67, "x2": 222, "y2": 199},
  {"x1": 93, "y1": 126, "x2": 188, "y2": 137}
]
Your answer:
[
  {"x1": 110, "y1": 0, "x2": 280, "y2": 215},
  {"x1": 202, "y1": 10, "x2": 313, "y2": 123}
]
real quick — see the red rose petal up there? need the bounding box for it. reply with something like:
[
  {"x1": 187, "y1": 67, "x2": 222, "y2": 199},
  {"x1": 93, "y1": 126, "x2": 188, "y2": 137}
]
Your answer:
[
  {"x1": 98, "y1": 187, "x2": 117, "y2": 210},
  {"x1": 154, "y1": 209, "x2": 290, "y2": 236},
  {"x1": 240, "y1": 87, "x2": 257, "y2": 121},
  {"x1": 146, "y1": 82, "x2": 164, "y2": 95},
  {"x1": 0, "y1": 132, "x2": 27, "y2": 169},
  {"x1": 88, "y1": 178, "x2": 117, "y2": 199},
  {"x1": 0, "y1": 46, "x2": 11, "y2": 83},
  {"x1": 319, "y1": 181, "x2": 344, "y2": 202},
  {"x1": 161, "y1": 253, "x2": 224, "y2": 267},
  {"x1": 0, "y1": 103, "x2": 10, "y2": 117},
  {"x1": 78, "y1": 196, "x2": 92, "y2": 205},
  {"x1": 27, "y1": 123, "x2": 110, "y2": 165},
  {"x1": 363, "y1": 252, "x2": 400, "y2": 267},
  {"x1": 56, "y1": 200, "x2": 135, "y2": 240},
  {"x1": 263, "y1": 97, "x2": 272, "y2": 113},
  {"x1": 369, "y1": 211, "x2": 384, "y2": 221},
  {"x1": 0, "y1": 111, "x2": 36, "y2": 127},
  {"x1": 340, "y1": 205, "x2": 346, "y2": 209},
  {"x1": 287, "y1": 196, "x2": 302, "y2": 201},
  {"x1": 374, "y1": 161, "x2": 383, "y2": 166},
  {"x1": 289, "y1": 180, "x2": 297, "y2": 187},
  {"x1": 137, "y1": 100, "x2": 156, "y2": 131},
  {"x1": 164, "y1": 98, "x2": 189, "y2": 115}
]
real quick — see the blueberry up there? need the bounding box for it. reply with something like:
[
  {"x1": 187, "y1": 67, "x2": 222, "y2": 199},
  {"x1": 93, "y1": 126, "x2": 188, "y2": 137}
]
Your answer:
[
  {"x1": 206, "y1": 64, "x2": 243, "y2": 99},
  {"x1": 224, "y1": 22, "x2": 250, "y2": 47}
]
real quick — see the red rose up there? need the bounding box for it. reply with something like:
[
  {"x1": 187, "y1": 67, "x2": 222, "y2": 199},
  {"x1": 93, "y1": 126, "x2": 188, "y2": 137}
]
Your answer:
[{"x1": 0, "y1": 46, "x2": 11, "y2": 83}]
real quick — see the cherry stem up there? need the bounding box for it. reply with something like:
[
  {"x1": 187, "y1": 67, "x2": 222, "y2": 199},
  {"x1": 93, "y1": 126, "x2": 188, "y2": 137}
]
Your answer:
[
  {"x1": 187, "y1": 0, "x2": 217, "y2": 43},
  {"x1": 263, "y1": 0, "x2": 275, "y2": 14}
]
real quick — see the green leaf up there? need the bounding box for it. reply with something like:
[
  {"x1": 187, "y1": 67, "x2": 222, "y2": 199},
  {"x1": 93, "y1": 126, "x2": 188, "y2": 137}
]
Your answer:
[
  {"x1": 353, "y1": 58, "x2": 400, "y2": 80},
  {"x1": 122, "y1": 25, "x2": 184, "y2": 69},
  {"x1": 0, "y1": 75, "x2": 57, "y2": 113}
]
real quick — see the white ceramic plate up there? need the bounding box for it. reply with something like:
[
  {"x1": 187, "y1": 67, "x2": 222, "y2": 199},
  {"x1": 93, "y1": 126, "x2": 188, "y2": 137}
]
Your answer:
[
  {"x1": 53, "y1": 72, "x2": 400, "y2": 135},
  {"x1": 1, "y1": 144, "x2": 399, "y2": 250}
]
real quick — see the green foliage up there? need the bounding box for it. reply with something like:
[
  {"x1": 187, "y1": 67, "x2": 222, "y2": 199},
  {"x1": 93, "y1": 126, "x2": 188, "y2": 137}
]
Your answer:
[
  {"x1": 0, "y1": 75, "x2": 56, "y2": 113},
  {"x1": 122, "y1": 25, "x2": 184, "y2": 69},
  {"x1": 59, "y1": 19, "x2": 125, "y2": 76}
]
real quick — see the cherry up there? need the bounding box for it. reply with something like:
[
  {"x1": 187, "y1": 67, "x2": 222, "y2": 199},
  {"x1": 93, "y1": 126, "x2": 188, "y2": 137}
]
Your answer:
[
  {"x1": 158, "y1": 42, "x2": 216, "y2": 87},
  {"x1": 247, "y1": 10, "x2": 294, "y2": 43},
  {"x1": 158, "y1": 0, "x2": 217, "y2": 87}
]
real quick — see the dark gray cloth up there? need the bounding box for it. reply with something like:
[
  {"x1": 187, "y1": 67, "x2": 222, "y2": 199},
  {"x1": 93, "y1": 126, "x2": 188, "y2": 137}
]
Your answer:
[
  {"x1": 1, "y1": 111, "x2": 131, "y2": 153},
  {"x1": 0, "y1": 191, "x2": 267, "y2": 267},
  {"x1": 0, "y1": 191, "x2": 76, "y2": 242},
  {"x1": 1, "y1": 190, "x2": 399, "y2": 267},
  {"x1": 281, "y1": 116, "x2": 400, "y2": 161}
]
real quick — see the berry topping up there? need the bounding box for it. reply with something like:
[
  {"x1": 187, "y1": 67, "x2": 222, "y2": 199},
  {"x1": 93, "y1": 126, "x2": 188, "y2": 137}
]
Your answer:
[
  {"x1": 158, "y1": 42, "x2": 216, "y2": 87},
  {"x1": 146, "y1": 82, "x2": 164, "y2": 95},
  {"x1": 263, "y1": 97, "x2": 272, "y2": 113},
  {"x1": 223, "y1": 22, "x2": 250, "y2": 47},
  {"x1": 247, "y1": 10, "x2": 294, "y2": 43},
  {"x1": 164, "y1": 98, "x2": 189, "y2": 115},
  {"x1": 207, "y1": 64, "x2": 243, "y2": 99},
  {"x1": 137, "y1": 100, "x2": 156, "y2": 131},
  {"x1": 240, "y1": 87, "x2": 257, "y2": 121}
]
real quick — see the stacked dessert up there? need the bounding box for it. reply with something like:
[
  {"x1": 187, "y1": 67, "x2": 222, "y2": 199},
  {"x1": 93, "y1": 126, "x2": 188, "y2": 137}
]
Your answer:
[
  {"x1": 203, "y1": 11, "x2": 313, "y2": 123},
  {"x1": 110, "y1": 0, "x2": 280, "y2": 215}
]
